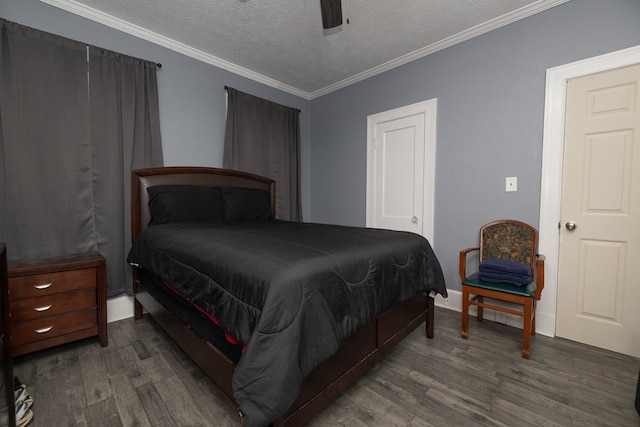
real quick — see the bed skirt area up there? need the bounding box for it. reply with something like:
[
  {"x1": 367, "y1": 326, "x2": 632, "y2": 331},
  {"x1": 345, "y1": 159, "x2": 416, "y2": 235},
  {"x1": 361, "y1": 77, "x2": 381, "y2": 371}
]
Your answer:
[{"x1": 133, "y1": 271, "x2": 434, "y2": 426}]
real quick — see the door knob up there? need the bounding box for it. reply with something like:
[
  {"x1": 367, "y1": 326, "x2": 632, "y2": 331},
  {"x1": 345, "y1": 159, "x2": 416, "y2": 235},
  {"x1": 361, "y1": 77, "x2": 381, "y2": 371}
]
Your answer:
[
  {"x1": 565, "y1": 221, "x2": 577, "y2": 231},
  {"x1": 412, "y1": 216, "x2": 419, "y2": 224}
]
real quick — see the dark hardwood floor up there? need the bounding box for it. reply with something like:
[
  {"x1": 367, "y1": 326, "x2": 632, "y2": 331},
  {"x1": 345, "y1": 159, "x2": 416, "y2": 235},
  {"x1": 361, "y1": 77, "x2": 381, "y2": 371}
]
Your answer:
[{"x1": 13, "y1": 306, "x2": 640, "y2": 426}]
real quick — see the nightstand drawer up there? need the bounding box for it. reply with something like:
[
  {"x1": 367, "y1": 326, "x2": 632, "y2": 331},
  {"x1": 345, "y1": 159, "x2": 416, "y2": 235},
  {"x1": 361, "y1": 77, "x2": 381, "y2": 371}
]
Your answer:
[
  {"x1": 8, "y1": 252, "x2": 107, "y2": 354},
  {"x1": 9, "y1": 268, "x2": 96, "y2": 299},
  {"x1": 10, "y1": 289, "x2": 96, "y2": 323},
  {"x1": 11, "y1": 308, "x2": 98, "y2": 347}
]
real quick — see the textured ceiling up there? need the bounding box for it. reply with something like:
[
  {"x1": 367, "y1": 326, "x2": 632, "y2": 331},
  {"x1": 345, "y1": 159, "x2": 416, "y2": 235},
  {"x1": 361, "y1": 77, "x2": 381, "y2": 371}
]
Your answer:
[{"x1": 42, "y1": 0, "x2": 568, "y2": 98}]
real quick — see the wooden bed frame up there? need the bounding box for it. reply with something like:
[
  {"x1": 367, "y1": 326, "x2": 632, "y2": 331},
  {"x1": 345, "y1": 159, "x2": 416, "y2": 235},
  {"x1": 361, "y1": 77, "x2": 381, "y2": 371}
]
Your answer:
[{"x1": 131, "y1": 166, "x2": 435, "y2": 426}]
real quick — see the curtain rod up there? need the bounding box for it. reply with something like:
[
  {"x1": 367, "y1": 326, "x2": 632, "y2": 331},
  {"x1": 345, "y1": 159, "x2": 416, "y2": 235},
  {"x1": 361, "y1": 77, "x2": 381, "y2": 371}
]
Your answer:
[{"x1": 2, "y1": 18, "x2": 164, "y2": 69}]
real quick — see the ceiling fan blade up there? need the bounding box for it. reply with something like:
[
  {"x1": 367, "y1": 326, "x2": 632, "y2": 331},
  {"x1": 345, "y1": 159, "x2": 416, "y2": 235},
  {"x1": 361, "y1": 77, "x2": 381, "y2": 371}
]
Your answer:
[{"x1": 320, "y1": 0, "x2": 342, "y2": 29}]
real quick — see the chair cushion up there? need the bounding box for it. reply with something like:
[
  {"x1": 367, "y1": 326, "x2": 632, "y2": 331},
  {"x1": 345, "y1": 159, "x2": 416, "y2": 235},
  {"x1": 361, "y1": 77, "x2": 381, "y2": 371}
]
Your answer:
[{"x1": 462, "y1": 273, "x2": 536, "y2": 297}]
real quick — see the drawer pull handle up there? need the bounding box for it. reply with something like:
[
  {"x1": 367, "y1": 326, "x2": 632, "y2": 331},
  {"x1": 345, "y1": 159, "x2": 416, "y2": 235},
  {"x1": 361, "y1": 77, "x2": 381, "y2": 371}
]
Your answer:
[
  {"x1": 34, "y1": 326, "x2": 53, "y2": 334},
  {"x1": 34, "y1": 283, "x2": 52, "y2": 290},
  {"x1": 34, "y1": 305, "x2": 53, "y2": 312}
]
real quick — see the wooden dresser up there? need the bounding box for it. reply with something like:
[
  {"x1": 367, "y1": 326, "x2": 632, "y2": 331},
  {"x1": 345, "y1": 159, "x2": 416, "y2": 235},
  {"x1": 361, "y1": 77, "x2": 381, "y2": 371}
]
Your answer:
[
  {"x1": 7, "y1": 252, "x2": 107, "y2": 356},
  {"x1": 0, "y1": 243, "x2": 16, "y2": 427}
]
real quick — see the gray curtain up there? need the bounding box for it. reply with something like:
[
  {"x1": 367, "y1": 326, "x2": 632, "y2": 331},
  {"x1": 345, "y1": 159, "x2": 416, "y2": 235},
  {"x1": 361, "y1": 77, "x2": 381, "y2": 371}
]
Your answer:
[
  {"x1": 0, "y1": 19, "x2": 94, "y2": 258},
  {"x1": 223, "y1": 87, "x2": 301, "y2": 221},
  {"x1": 89, "y1": 47, "x2": 164, "y2": 296},
  {"x1": 0, "y1": 19, "x2": 163, "y2": 296}
]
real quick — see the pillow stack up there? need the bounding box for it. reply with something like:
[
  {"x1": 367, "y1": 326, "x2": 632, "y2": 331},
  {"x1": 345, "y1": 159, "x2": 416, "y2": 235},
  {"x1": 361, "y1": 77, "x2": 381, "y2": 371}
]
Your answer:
[
  {"x1": 478, "y1": 258, "x2": 532, "y2": 286},
  {"x1": 146, "y1": 185, "x2": 271, "y2": 225}
]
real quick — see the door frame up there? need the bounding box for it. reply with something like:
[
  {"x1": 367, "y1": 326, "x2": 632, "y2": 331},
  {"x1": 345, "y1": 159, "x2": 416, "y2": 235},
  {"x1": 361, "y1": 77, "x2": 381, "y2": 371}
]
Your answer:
[
  {"x1": 539, "y1": 44, "x2": 640, "y2": 337},
  {"x1": 366, "y1": 99, "x2": 437, "y2": 243}
]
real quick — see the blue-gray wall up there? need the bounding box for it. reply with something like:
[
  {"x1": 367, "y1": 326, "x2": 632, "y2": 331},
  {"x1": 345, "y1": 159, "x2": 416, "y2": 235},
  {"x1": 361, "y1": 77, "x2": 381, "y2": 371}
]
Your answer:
[
  {"x1": 0, "y1": 0, "x2": 312, "y2": 218},
  {"x1": 309, "y1": 0, "x2": 640, "y2": 292}
]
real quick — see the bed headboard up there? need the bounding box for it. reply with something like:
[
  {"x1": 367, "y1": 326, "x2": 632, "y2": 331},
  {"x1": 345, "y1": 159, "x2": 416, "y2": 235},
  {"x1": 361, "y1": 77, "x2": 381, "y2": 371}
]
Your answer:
[{"x1": 131, "y1": 167, "x2": 276, "y2": 240}]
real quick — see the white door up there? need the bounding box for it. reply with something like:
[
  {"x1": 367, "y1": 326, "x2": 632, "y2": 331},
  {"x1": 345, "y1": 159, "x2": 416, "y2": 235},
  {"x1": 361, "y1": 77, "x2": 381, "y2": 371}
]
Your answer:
[
  {"x1": 366, "y1": 100, "x2": 437, "y2": 242},
  {"x1": 556, "y1": 64, "x2": 640, "y2": 358}
]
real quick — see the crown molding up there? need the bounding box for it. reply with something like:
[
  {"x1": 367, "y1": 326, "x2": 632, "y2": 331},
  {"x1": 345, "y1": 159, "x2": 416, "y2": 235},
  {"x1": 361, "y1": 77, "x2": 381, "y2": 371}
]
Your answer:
[
  {"x1": 37, "y1": 0, "x2": 311, "y2": 99},
  {"x1": 39, "y1": 0, "x2": 570, "y2": 100},
  {"x1": 309, "y1": 0, "x2": 571, "y2": 98}
]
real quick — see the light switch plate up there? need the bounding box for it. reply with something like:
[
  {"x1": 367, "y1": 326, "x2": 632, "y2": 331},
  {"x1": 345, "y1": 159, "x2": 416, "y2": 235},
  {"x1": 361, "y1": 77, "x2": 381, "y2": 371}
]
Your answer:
[{"x1": 506, "y1": 176, "x2": 517, "y2": 192}]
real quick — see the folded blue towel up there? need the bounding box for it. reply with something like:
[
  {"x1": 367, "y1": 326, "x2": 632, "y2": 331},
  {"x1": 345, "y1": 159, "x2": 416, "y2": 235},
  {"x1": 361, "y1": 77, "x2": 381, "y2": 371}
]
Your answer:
[
  {"x1": 479, "y1": 258, "x2": 531, "y2": 276},
  {"x1": 478, "y1": 258, "x2": 532, "y2": 286},
  {"x1": 478, "y1": 271, "x2": 532, "y2": 286}
]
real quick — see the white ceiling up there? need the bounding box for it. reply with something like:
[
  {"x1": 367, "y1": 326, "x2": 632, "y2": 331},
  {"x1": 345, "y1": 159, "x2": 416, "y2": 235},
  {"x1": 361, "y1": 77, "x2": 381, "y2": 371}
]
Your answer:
[{"x1": 41, "y1": 0, "x2": 569, "y2": 99}]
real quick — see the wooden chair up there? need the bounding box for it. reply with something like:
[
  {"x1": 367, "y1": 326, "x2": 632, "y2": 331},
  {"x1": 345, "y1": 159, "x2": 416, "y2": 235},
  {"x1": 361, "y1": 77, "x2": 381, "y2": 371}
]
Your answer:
[{"x1": 459, "y1": 219, "x2": 545, "y2": 359}]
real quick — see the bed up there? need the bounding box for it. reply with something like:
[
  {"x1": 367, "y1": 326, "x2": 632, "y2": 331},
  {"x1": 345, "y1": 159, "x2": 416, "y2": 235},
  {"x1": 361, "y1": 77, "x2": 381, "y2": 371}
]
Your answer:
[{"x1": 128, "y1": 166, "x2": 447, "y2": 426}]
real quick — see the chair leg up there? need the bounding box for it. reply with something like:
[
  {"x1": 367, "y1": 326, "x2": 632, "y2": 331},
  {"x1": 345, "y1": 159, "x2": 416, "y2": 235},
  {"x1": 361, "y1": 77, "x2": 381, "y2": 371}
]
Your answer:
[
  {"x1": 531, "y1": 301, "x2": 537, "y2": 336},
  {"x1": 461, "y1": 286, "x2": 469, "y2": 339},
  {"x1": 477, "y1": 296, "x2": 484, "y2": 321},
  {"x1": 522, "y1": 299, "x2": 533, "y2": 359}
]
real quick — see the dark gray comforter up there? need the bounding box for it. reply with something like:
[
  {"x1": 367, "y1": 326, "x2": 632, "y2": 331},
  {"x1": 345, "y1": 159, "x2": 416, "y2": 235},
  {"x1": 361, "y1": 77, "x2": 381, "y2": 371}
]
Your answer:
[{"x1": 127, "y1": 220, "x2": 446, "y2": 426}]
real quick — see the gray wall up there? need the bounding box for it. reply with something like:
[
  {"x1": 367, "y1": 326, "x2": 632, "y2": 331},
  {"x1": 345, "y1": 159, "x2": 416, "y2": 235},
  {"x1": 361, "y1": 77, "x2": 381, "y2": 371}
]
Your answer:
[
  {"x1": 309, "y1": 0, "x2": 640, "y2": 292},
  {"x1": 0, "y1": 0, "x2": 312, "y2": 218}
]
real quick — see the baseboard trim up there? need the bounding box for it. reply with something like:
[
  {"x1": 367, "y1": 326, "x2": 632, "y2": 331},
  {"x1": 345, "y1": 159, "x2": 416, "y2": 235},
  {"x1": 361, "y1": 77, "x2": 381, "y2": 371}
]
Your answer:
[{"x1": 107, "y1": 294, "x2": 134, "y2": 323}]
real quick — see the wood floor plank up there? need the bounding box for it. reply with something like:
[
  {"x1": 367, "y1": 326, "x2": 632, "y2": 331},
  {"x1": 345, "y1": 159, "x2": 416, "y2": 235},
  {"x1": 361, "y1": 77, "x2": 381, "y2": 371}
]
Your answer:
[
  {"x1": 407, "y1": 369, "x2": 506, "y2": 427},
  {"x1": 403, "y1": 351, "x2": 501, "y2": 407},
  {"x1": 495, "y1": 379, "x2": 576, "y2": 426},
  {"x1": 308, "y1": 397, "x2": 371, "y2": 427},
  {"x1": 87, "y1": 397, "x2": 124, "y2": 427},
  {"x1": 568, "y1": 380, "x2": 639, "y2": 424},
  {"x1": 369, "y1": 368, "x2": 424, "y2": 406},
  {"x1": 12, "y1": 307, "x2": 640, "y2": 427},
  {"x1": 153, "y1": 375, "x2": 210, "y2": 427},
  {"x1": 129, "y1": 353, "x2": 175, "y2": 389},
  {"x1": 489, "y1": 396, "x2": 566, "y2": 427},
  {"x1": 26, "y1": 381, "x2": 89, "y2": 427},
  {"x1": 494, "y1": 362, "x2": 572, "y2": 405},
  {"x1": 109, "y1": 373, "x2": 152, "y2": 427},
  {"x1": 108, "y1": 318, "x2": 138, "y2": 349},
  {"x1": 79, "y1": 348, "x2": 112, "y2": 405},
  {"x1": 344, "y1": 380, "x2": 416, "y2": 426},
  {"x1": 135, "y1": 382, "x2": 178, "y2": 427},
  {"x1": 156, "y1": 351, "x2": 239, "y2": 425},
  {"x1": 130, "y1": 338, "x2": 153, "y2": 360}
]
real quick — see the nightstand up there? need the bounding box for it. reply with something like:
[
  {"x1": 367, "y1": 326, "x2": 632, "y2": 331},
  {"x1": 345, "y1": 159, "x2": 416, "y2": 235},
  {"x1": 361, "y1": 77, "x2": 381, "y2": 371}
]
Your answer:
[{"x1": 7, "y1": 252, "x2": 107, "y2": 356}]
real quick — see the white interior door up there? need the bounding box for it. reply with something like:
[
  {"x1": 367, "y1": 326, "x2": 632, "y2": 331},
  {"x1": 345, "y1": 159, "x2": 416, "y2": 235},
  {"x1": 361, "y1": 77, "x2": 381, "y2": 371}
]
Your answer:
[
  {"x1": 366, "y1": 100, "x2": 436, "y2": 242},
  {"x1": 556, "y1": 63, "x2": 640, "y2": 358}
]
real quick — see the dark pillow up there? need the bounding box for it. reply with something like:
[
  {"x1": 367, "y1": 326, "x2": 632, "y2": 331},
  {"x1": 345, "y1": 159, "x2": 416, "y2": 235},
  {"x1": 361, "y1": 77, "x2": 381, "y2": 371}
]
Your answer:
[
  {"x1": 222, "y1": 187, "x2": 271, "y2": 220},
  {"x1": 147, "y1": 185, "x2": 223, "y2": 225}
]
